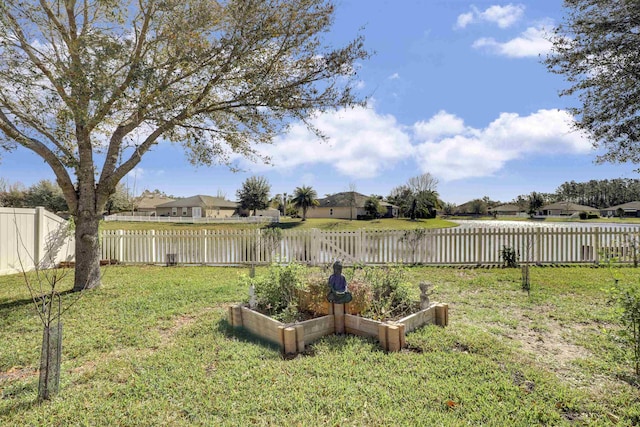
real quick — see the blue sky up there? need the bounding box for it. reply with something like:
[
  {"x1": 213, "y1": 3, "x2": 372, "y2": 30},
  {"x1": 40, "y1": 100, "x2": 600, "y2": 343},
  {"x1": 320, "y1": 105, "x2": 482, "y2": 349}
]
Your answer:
[{"x1": 1, "y1": 1, "x2": 638, "y2": 205}]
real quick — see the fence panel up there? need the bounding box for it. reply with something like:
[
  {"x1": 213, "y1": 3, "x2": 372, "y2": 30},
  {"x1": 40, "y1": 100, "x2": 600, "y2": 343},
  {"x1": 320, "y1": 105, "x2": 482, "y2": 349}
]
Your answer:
[
  {"x1": 97, "y1": 225, "x2": 640, "y2": 267},
  {"x1": 0, "y1": 207, "x2": 74, "y2": 275}
]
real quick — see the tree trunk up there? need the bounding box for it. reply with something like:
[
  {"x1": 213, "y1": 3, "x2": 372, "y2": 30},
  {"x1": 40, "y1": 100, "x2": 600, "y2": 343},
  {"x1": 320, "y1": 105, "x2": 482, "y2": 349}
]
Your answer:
[{"x1": 72, "y1": 209, "x2": 102, "y2": 292}]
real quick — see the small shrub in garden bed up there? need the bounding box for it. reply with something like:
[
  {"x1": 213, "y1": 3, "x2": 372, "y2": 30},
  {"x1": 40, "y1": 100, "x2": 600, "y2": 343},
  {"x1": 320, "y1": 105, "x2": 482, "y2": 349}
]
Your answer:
[
  {"x1": 241, "y1": 262, "x2": 420, "y2": 323},
  {"x1": 240, "y1": 262, "x2": 307, "y2": 323}
]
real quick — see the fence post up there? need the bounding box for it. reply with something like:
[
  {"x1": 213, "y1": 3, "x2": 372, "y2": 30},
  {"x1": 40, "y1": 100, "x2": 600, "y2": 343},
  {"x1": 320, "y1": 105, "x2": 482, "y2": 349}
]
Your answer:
[
  {"x1": 311, "y1": 229, "x2": 319, "y2": 266},
  {"x1": 594, "y1": 227, "x2": 600, "y2": 265},
  {"x1": 201, "y1": 230, "x2": 207, "y2": 264},
  {"x1": 149, "y1": 230, "x2": 156, "y2": 264},
  {"x1": 475, "y1": 228, "x2": 483, "y2": 265},
  {"x1": 117, "y1": 230, "x2": 124, "y2": 263}
]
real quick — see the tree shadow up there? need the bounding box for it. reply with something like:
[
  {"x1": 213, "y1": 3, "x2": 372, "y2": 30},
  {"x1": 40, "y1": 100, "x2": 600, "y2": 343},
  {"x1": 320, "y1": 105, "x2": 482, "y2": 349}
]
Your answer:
[
  {"x1": 616, "y1": 372, "x2": 640, "y2": 389},
  {"x1": 270, "y1": 221, "x2": 305, "y2": 230},
  {"x1": 0, "y1": 382, "x2": 39, "y2": 416},
  {"x1": 0, "y1": 289, "x2": 75, "y2": 312}
]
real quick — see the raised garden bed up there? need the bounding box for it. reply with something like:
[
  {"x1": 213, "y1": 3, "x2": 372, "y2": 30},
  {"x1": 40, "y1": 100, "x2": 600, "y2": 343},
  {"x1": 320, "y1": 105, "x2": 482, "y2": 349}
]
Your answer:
[{"x1": 228, "y1": 301, "x2": 449, "y2": 354}]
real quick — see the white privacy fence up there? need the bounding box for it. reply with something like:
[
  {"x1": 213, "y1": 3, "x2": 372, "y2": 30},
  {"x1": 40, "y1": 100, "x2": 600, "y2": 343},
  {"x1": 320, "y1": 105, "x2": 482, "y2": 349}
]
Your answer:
[
  {"x1": 0, "y1": 207, "x2": 75, "y2": 275},
  {"x1": 100, "y1": 226, "x2": 640, "y2": 266}
]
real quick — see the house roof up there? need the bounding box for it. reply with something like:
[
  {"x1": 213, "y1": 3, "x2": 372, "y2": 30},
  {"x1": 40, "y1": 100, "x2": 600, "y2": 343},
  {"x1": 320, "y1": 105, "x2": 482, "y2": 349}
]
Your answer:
[
  {"x1": 156, "y1": 195, "x2": 237, "y2": 209},
  {"x1": 490, "y1": 204, "x2": 522, "y2": 212},
  {"x1": 136, "y1": 195, "x2": 175, "y2": 210},
  {"x1": 604, "y1": 201, "x2": 640, "y2": 211},
  {"x1": 541, "y1": 201, "x2": 596, "y2": 212},
  {"x1": 316, "y1": 192, "x2": 396, "y2": 208}
]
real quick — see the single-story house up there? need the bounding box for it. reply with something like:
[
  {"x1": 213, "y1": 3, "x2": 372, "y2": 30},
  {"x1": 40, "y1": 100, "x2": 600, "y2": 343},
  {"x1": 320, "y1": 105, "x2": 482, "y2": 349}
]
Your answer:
[
  {"x1": 305, "y1": 191, "x2": 398, "y2": 219},
  {"x1": 600, "y1": 201, "x2": 640, "y2": 218},
  {"x1": 156, "y1": 195, "x2": 238, "y2": 218},
  {"x1": 135, "y1": 194, "x2": 175, "y2": 216},
  {"x1": 489, "y1": 204, "x2": 524, "y2": 216},
  {"x1": 238, "y1": 207, "x2": 281, "y2": 219},
  {"x1": 538, "y1": 201, "x2": 597, "y2": 216}
]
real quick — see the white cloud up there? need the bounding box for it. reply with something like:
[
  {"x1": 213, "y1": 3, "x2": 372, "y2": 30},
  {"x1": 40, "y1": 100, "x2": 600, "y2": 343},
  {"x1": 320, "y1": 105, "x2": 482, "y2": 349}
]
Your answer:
[
  {"x1": 414, "y1": 111, "x2": 467, "y2": 140},
  {"x1": 245, "y1": 106, "x2": 590, "y2": 183},
  {"x1": 249, "y1": 106, "x2": 414, "y2": 179},
  {"x1": 413, "y1": 109, "x2": 591, "y2": 181},
  {"x1": 388, "y1": 73, "x2": 400, "y2": 80},
  {"x1": 472, "y1": 24, "x2": 553, "y2": 57},
  {"x1": 481, "y1": 4, "x2": 525, "y2": 29},
  {"x1": 455, "y1": 4, "x2": 525, "y2": 29},
  {"x1": 456, "y1": 12, "x2": 475, "y2": 29}
]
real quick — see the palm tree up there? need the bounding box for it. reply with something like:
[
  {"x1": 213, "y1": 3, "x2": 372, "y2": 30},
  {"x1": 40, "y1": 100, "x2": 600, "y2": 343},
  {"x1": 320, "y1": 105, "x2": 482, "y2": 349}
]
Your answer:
[{"x1": 292, "y1": 185, "x2": 319, "y2": 221}]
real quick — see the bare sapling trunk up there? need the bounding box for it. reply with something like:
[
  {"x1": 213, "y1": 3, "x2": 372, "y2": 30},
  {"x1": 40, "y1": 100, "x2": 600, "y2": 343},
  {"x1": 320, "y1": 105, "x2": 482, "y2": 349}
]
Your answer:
[
  {"x1": 38, "y1": 296, "x2": 62, "y2": 401},
  {"x1": 13, "y1": 211, "x2": 81, "y2": 401}
]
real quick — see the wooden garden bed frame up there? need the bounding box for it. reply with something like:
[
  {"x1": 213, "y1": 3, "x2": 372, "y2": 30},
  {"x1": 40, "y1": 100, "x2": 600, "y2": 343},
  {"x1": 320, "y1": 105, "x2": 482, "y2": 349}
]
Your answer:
[{"x1": 228, "y1": 302, "x2": 449, "y2": 354}]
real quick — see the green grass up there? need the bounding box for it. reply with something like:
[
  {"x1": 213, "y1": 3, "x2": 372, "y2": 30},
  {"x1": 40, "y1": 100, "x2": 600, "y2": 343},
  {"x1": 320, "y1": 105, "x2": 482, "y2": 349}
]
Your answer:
[
  {"x1": 1, "y1": 265, "x2": 640, "y2": 425},
  {"x1": 101, "y1": 217, "x2": 458, "y2": 231},
  {"x1": 449, "y1": 215, "x2": 640, "y2": 224}
]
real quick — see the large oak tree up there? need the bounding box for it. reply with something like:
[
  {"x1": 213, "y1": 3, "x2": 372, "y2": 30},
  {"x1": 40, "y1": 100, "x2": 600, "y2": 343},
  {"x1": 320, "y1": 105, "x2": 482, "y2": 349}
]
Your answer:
[
  {"x1": 0, "y1": 0, "x2": 367, "y2": 291},
  {"x1": 546, "y1": 0, "x2": 640, "y2": 164}
]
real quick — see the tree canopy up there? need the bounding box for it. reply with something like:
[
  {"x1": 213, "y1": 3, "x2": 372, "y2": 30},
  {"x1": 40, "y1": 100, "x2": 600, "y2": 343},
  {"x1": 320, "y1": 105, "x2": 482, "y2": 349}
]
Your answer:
[
  {"x1": 364, "y1": 195, "x2": 386, "y2": 219},
  {"x1": 0, "y1": 0, "x2": 367, "y2": 290},
  {"x1": 528, "y1": 192, "x2": 544, "y2": 216},
  {"x1": 387, "y1": 173, "x2": 441, "y2": 219},
  {"x1": 291, "y1": 185, "x2": 319, "y2": 220},
  {"x1": 546, "y1": 0, "x2": 640, "y2": 164},
  {"x1": 237, "y1": 176, "x2": 270, "y2": 216}
]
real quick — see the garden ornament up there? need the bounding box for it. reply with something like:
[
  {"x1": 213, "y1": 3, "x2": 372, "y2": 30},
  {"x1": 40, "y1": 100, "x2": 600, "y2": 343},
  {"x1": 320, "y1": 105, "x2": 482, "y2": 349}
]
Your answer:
[{"x1": 327, "y1": 260, "x2": 352, "y2": 304}]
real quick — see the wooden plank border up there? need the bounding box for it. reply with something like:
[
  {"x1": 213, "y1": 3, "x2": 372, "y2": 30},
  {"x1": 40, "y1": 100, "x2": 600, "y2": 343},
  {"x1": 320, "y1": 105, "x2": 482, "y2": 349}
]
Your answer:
[{"x1": 228, "y1": 301, "x2": 449, "y2": 354}]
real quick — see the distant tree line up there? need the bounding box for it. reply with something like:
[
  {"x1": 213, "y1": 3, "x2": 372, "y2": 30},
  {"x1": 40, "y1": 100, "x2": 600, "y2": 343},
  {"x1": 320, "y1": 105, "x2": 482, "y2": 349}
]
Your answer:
[
  {"x1": 511, "y1": 179, "x2": 640, "y2": 210},
  {"x1": 553, "y1": 179, "x2": 640, "y2": 209},
  {"x1": 0, "y1": 178, "x2": 133, "y2": 214},
  {"x1": 6, "y1": 175, "x2": 638, "y2": 219}
]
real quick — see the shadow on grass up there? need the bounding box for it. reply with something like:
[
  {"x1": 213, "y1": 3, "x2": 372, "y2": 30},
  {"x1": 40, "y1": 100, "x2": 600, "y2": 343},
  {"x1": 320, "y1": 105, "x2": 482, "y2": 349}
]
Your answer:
[
  {"x1": 215, "y1": 318, "x2": 282, "y2": 354},
  {"x1": 616, "y1": 372, "x2": 640, "y2": 390},
  {"x1": 270, "y1": 221, "x2": 305, "y2": 230},
  {"x1": 0, "y1": 382, "x2": 39, "y2": 416},
  {"x1": 215, "y1": 318, "x2": 385, "y2": 359},
  {"x1": 0, "y1": 289, "x2": 75, "y2": 311}
]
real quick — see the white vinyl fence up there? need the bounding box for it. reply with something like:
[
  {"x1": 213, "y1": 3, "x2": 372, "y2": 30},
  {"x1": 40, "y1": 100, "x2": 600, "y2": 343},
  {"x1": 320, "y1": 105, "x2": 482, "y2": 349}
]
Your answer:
[
  {"x1": 100, "y1": 226, "x2": 640, "y2": 266},
  {"x1": 0, "y1": 207, "x2": 75, "y2": 275}
]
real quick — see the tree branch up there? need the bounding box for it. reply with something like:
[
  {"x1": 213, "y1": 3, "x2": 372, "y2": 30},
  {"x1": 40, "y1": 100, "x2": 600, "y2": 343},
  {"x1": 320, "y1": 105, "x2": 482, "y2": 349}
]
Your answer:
[
  {"x1": 0, "y1": 110, "x2": 77, "y2": 212},
  {"x1": 4, "y1": 8, "x2": 71, "y2": 106}
]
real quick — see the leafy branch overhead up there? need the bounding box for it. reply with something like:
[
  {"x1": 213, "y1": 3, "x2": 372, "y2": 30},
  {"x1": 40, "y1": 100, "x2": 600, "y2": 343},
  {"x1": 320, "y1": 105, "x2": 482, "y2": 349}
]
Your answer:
[
  {"x1": 0, "y1": 0, "x2": 368, "y2": 291},
  {"x1": 546, "y1": 0, "x2": 640, "y2": 164}
]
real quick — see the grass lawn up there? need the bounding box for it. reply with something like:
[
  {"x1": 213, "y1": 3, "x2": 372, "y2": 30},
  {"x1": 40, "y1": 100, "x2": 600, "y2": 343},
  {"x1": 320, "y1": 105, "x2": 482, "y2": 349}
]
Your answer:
[
  {"x1": 100, "y1": 217, "x2": 458, "y2": 231},
  {"x1": 1, "y1": 265, "x2": 639, "y2": 425},
  {"x1": 452, "y1": 215, "x2": 640, "y2": 225}
]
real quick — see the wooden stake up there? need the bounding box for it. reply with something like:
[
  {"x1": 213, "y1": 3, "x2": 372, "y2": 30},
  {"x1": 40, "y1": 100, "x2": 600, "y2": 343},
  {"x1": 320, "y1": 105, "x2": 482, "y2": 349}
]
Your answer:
[
  {"x1": 283, "y1": 327, "x2": 297, "y2": 354},
  {"x1": 378, "y1": 324, "x2": 388, "y2": 351},
  {"x1": 387, "y1": 325, "x2": 400, "y2": 352}
]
